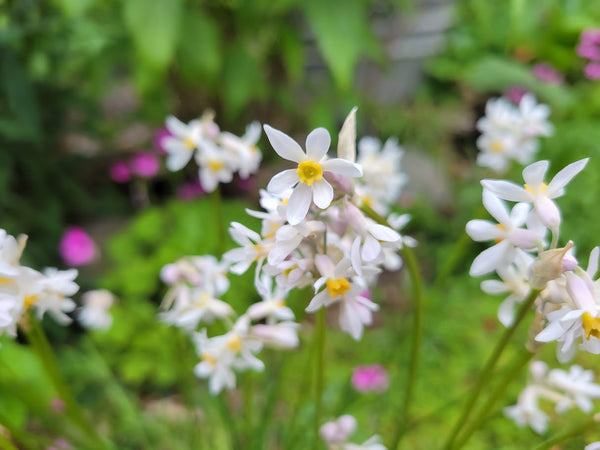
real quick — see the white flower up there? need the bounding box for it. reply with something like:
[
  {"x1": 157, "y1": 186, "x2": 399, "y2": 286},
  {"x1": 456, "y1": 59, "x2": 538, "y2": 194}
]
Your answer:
[
  {"x1": 481, "y1": 159, "x2": 589, "y2": 230},
  {"x1": 518, "y1": 94, "x2": 553, "y2": 138},
  {"x1": 504, "y1": 385, "x2": 549, "y2": 434},
  {"x1": 219, "y1": 121, "x2": 262, "y2": 179},
  {"x1": 223, "y1": 222, "x2": 274, "y2": 277},
  {"x1": 78, "y1": 289, "x2": 115, "y2": 330},
  {"x1": 33, "y1": 268, "x2": 78, "y2": 325},
  {"x1": 250, "y1": 322, "x2": 299, "y2": 349},
  {"x1": 264, "y1": 125, "x2": 362, "y2": 225},
  {"x1": 160, "y1": 288, "x2": 234, "y2": 331},
  {"x1": 163, "y1": 116, "x2": 207, "y2": 171},
  {"x1": 195, "y1": 139, "x2": 235, "y2": 193},
  {"x1": 466, "y1": 190, "x2": 541, "y2": 276},
  {"x1": 547, "y1": 365, "x2": 600, "y2": 413},
  {"x1": 320, "y1": 415, "x2": 357, "y2": 445},
  {"x1": 248, "y1": 275, "x2": 294, "y2": 323}
]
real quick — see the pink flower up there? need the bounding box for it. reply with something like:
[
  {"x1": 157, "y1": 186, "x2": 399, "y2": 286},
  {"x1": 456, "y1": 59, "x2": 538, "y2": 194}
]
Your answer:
[
  {"x1": 154, "y1": 127, "x2": 172, "y2": 155},
  {"x1": 129, "y1": 152, "x2": 160, "y2": 178},
  {"x1": 504, "y1": 86, "x2": 528, "y2": 104},
  {"x1": 532, "y1": 63, "x2": 564, "y2": 85},
  {"x1": 59, "y1": 227, "x2": 97, "y2": 267},
  {"x1": 585, "y1": 62, "x2": 600, "y2": 80},
  {"x1": 577, "y1": 43, "x2": 600, "y2": 61},
  {"x1": 51, "y1": 398, "x2": 65, "y2": 413},
  {"x1": 351, "y1": 364, "x2": 389, "y2": 393},
  {"x1": 581, "y1": 28, "x2": 600, "y2": 46},
  {"x1": 177, "y1": 180, "x2": 205, "y2": 201},
  {"x1": 109, "y1": 161, "x2": 131, "y2": 183}
]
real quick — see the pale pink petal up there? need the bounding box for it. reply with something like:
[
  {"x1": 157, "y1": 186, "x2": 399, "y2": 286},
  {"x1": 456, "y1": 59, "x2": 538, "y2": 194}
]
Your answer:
[
  {"x1": 305, "y1": 127, "x2": 330, "y2": 160},
  {"x1": 315, "y1": 254, "x2": 335, "y2": 278},
  {"x1": 533, "y1": 196, "x2": 561, "y2": 229},
  {"x1": 263, "y1": 125, "x2": 305, "y2": 163},
  {"x1": 267, "y1": 169, "x2": 299, "y2": 193},
  {"x1": 312, "y1": 179, "x2": 333, "y2": 209},
  {"x1": 322, "y1": 158, "x2": 363, "y2": 177},
  {"x1": 286, "y1": 183, "x2": 312, "y2": 225}
]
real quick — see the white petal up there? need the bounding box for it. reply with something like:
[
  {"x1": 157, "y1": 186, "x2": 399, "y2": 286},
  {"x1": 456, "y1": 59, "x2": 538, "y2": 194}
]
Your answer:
[
  {"x1": 466, "y1": 220, "x2": 504, "y2": 242},
  {"x1": 286, "y1": 184, "x2": 312, "y2": 225},
  {"x1": 305, "y1": 127, "x2": 330, "y2": 160},
  {"x1": 315, "y1": 255, "x2": 335, "y2": 278},
  {"x1": 481, "y1": 279, "x2": 509, "y2": 294},
  {"x1": 312, "y1": 179, "x2": 333, "y2": 209},
  {"x1": 522, "y1": 160, "x2": 549, "y2": 186},
  {"x1": 469, "y1": 242, "x2": 508, "y2": 276},
  {"x1": 337, "y1": 107, "x2": 357, "y2": 162},
  {"x1": 481, "y1": 180, "x2": 531, "y2": 202},
  {"x1": 361, "y1": 235, "x2": 381, "y2": 261},
  {"x1": 322, "y1": 159, "x2": 363, "y2": 177},
  {"x1": 546, "y1": 158, "x2": 589, "y2": 198},
  {"x1": 367, "y1": 223, "x2": 400, "y2": 242},
  {"x1": 482, "y1": 190, "x2": 510, "y2": 224},
  {"x1": 267, "y1": 169, "x2": 299, "y2": 193},
  {"x1": 165, "y1": 115, "x2": 189, "y2": 137},
  {"x1": 263, "y1": 125, "x2": 305, "y2": 163}
]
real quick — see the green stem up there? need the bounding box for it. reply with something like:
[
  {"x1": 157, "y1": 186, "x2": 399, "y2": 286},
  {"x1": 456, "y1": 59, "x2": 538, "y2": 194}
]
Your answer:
[
  {"x1": 441, "y1": 289, "x2": 541, "y2": 450},
  {"x1": 313, "y1": 307, "x2": 326, "y2": 449},
  {"x1": 532, "y1": 416, "x2": 598, "y2": 450},
  {"x1": 243, "y1": 372, "x2": 254, "y2": 447},
  {"x1": 24, "y1": 316, "x2": 110, "y2": 448},
  {"x1": 391, "y1": 245, "x2": 424, "y2": 449},
  {"x1": 453, "y1": 349, "x2": 536, "y2": 449},
  {"x1": 212, "y1": 186, "x2": 225, "y2": 254}
]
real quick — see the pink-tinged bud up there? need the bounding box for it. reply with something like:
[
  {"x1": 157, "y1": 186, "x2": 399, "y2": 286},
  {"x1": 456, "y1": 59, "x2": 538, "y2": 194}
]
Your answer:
[
  {"x1": 351, "y1": 364, "x2": 389, "y2": 393},
  {"x1": 325, "y1": 171, "x2": 353, "y2": 196},
  {"x1": 109, "y1": 161, "x2": 131, "y2": 183},
  {"x1": 360, "y1": 289, "x2": 372, "y2": 299},
  {"x1": 154, "y1": 127, "x2": 172, "y2": 155},
  {"x1": 529, "y1": 241, "x2": 574, "y2": 290},
  {"x1": 129, "y1": 152, "x2": 160, "y2": 178},
  {"x1": 160, "y1": 264, "x2": 180, "y2": 284},
  {"x1": 585, "y1": 62, "x2": 600, "y2": 80},
  {"x1": 532, "y1": 63, "x2": 564, "y2": 85},
  {"x1": 562, "y1": 253, "x2": 578, "y2": 272},
  {"x1": 59, "y1": 227, "x2": 97, "y2": 267}
]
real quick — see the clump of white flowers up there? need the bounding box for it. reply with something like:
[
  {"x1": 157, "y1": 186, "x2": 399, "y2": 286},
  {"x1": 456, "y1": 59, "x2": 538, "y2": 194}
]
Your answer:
[
  {"x1": 476, "y1": 94, "x2": 553, "y2": 173},
  {"x1": 163, "y1": 110, "x2": 262, "y2": 192},
  {"x1": 159, "y1": 109, "x2": 414, "y2": 395},
  {"x1": 0, "y1": 229, "x2": 81, "y2": 336},
  {"x1": 320, "y1": 415, "x2": 387, "y2": 450}
]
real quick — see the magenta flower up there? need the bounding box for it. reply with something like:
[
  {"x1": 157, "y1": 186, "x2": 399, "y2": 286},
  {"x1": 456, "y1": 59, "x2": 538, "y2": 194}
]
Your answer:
[
  {"x1": 177, "y1": 180, "x2": 205, "y2": 201},
  {"x1": 59, "y1": 227, "x2": 97, "y2": 267},
  {"x1": 585, "y1": 62, "x2": 600, "y2": 80},
  {"x1": 504, "y1": 86, "x2": 528, "y2": 104},
  {"x1": 130, "y1": 152, "x2": 160, "y2": 178},
  {"x1": 351, "y1": 364, "x2": 389, "y2": 393},
  {"x1": 109, "y1": 161, "x2": 131, "y2": 183},
  {"x1": 532, "y1": 63, "x2": 564, "y2": 85}
]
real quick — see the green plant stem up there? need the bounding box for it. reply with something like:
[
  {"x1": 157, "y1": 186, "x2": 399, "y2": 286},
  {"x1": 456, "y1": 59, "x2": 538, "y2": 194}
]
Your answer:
[
  {"x1": 243, "y1": 372, "x2": 254, "y2": 447},
  {"x1": 532, "y1": 416, "x2": 598, "y2": 450},
  {"x1": 212, "y1": 186, "x2": 225, "y2": 254},
  {"x1": 391, "y1": 245, "x2": 425, "y2": 449},
  {"x1": 441, "y1": 288, "x2": 541, "y2": 450},
  {"x1": 24, "y1": 315, "x2": 110, "y2": 448},
  {"x1": 357, "y1": 203, "x2": 426, "y2": 449},
  {"x1": 313, "y1": 307, "x2": 326, "y2": 449},
  {"x1": 453, "y1": 349, "x2": 536, "y2": 449}
]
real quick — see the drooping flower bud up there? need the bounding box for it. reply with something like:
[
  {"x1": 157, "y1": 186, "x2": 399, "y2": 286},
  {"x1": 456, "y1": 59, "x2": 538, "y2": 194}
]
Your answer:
[{"x1": 529, "y1": 241, "x2": 574, "y2": 289}]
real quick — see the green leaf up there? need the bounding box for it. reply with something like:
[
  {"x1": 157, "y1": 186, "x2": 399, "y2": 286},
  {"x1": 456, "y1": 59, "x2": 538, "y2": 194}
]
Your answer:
[
  {"x1": 177, "y1": 9, "x2": 222, "y2": 84},
  {"x1": 279, "y1": 26, "x2": 304, "y2": 84},
  {"x1": 302, "y1": 0, "x2": 377, "y2": 90},
  {"x1": 122, "y1": 0, "x2": 183, "y2": 70},
  {"x1": 222, "y1": 44, "x2": 264, "y2": 118}
]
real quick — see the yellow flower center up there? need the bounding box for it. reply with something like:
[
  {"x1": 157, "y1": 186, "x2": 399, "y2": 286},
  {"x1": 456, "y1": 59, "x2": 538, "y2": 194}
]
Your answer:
[
  {"x1": 524, "y1": 182, "x2": 548, "y2": 194},
  {"x1": 326, "y1": 278, "x2": 351, "y2": 298},
  {"x1": 227, "y1": 335, "x2": 242, "y2": 353},
  {"x1": 0, "y1": 277, "x2": 13, "y2": 285},
  {"x1": 184, "y1": 138, "x2": 195, "y2": 149},
  {"x1": 490, "y1": 141, "x2": 504, "y2": 153},
  {"x1": 582, "y1": 312, "x2": 600, "y2": 340},
  {"x1": 208, "y1": 160, "x2": 224, "y2": 172},
  {"x1": 277, "y1": 300, "x2": 286, "y2": 307},
  {"x1": 202, "y1": 352, "x2": 217, "y2": 366},
  {"x1": 297, "y1": 161, "x2": 323, "y2": 186},
  {"x1": 494, "y1": 223, "x2": 507, "y2": 244},
  {"x1": 23, "y1": 294, "x2": 39, "y2": 309}
]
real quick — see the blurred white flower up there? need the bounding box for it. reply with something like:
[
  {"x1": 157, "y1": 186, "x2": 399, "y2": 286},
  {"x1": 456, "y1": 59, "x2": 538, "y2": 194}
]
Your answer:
[{"x1": 78, "y1": 289, "x2": 115, "y2": 330}]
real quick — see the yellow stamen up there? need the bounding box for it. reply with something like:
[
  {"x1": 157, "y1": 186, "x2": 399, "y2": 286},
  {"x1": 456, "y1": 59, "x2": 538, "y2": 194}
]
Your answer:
[
  {"x1": 208, "y1": 160, "x2": 224, "y2": 172},
  {"x1": 277, "y1": 300, "x2": 286, "y2": 307},
  {"x1": 184, "y1": 138, "x2": 195, "y2": 149},
  {"x1": 494, "y1": 223, "x2": 507, "y2": 244},
  {"x1": 23, "y1": 294, "x2": 39, "y2": 309},
  {"x1": 582, "y1": 312, "x2": 600, "y2": 340},
  {"x1": 326, "y1": 278, "x2": 351, "y2": 298},
  {"x1": 202, "y1": 352, "x2": 217, "y2": 366},
  {"x1": 227, "y1": 335, "x2": 242, "y2": 353},
  {"x1": 297, "y1": 161, "x2": 323, "y2": 186},
  {"x1": 490, "y1": 141, "x2": 504, "y2": 153},
  {"x1": 524, "y1": 182, "x2": 548, "y2": 194},
  {"x1": 281, "y1": 198, "x2": 289, "y2": 205},
  {"x1": 0, "y1": 277, "x2": 13, "y2": 285}
]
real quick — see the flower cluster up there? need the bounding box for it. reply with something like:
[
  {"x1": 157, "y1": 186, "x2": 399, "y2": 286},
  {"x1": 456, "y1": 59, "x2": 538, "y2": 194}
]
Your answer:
[
  {"x1": 320, "y1": 415, "x2": 386, "y2": 450},
  {"x1": 159, "y1": 109, "x2": 413, "y2": 394},
  {"x1": 577, "y1": 28, "x2": 600, "y2": 80},
  {"x1": 475, "y1": 94, "x2": 553, "y2": 173},
  {"x1": 162, "y1": 110, "x2": 261, "y2": 192},
  {"x1": 504, "y1": 361, "x2": 600, "y2": 434},
  {"x1": 110, "y1": 151, "x2": 160, "y2": 183}
]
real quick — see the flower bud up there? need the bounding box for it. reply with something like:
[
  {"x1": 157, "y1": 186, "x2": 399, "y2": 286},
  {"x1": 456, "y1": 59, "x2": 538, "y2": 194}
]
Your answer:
[{"x1": 529, "y1": 241, "x2": 574, "y2": 290}]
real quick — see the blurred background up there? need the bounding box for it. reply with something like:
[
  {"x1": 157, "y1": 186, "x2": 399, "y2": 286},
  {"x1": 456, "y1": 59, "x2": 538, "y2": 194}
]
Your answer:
[{"x1": 2, "y1": 0, "x2": 600, "y2": 447}]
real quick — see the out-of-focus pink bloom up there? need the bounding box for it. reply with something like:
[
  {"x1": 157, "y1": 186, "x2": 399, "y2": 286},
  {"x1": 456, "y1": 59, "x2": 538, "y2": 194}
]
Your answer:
[
  {"x1": 46, "y1": 438, "x2": 72, "y2": 450},
  {"x1": 532, "y1": 63, "x2": 564, "y2": 85},
  {"x1": 577, "y1": 43, "x2": 600, "y2": 61},
  {"x1": 585, "y1": 62, "x2": 600, "y2": 80},
  {"x1": 130, "y1": 152, "x2": 160, "y2": 178},
  {"x1": 51, "y1": 398, "x2": 65, "y2": 413},
  {"x1": 237, "y1": 175, "x2": 255, "y2": 192},
  {"x1": 59, "y1": 227, "x2": 97, "y2": 267},
  {"x1": 504, "y1": 86, "x2": 528, "y2": 104},
  {"x1": 581, "y1": 28, "x2": 600, "y2": 46},
  {"x1": 351, "y1": 364, "x2": 389, "y2": 393},
  {"x1": 177, "y1": 180, "x2": 205, "y2": 201},
  {"x1": 154, "y1": 127, "x2": 172, "y2": 155},
  {"x1": 109, "y1": 161, "x2": 131, "y2": 183}
]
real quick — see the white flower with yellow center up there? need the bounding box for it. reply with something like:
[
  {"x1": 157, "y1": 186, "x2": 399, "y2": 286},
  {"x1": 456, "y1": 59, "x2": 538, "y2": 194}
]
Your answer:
[
  {"x1": 163, "y1": 116, "x2": 208, "y2": 171},
  {"x1": 219, "y1": 121, "x2": 262, "y2": 179},
  {"x1": 264, "y1": 125, "x2": 362, "y2": 225},
  {"x1": 482, "y1": 158, "x2": 589, "y2": 231},
  {"x1": 194, "y1": 139, "x2": 236, "y2": 193}
]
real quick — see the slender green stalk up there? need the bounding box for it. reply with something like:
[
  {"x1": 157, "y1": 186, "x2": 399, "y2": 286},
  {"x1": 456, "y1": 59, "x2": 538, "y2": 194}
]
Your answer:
[
  {"x1": 390, "y1": 245, "x2": 424, "y2": 449},
  {"x1": 212, "y1": 186, "x2": 225, "y2": 254},
  {"x1": 441, "y1": 289, "x2": 541, "y2": 450},
  {"x1": 532, "y1": 416, "x2": 598, "y2": 450},
  {"x1": 243, "y1": 372, "x2": 254, "y2": 447},
  {"x1": 313, "y1": 307, "x2": 326, "y2": 449},
  {"x1": 453, "y1": 349, "x2": 535, "y2": 449},
  {"x1": 24, "y1": 315, "x2": 110, "y2": 448}
]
